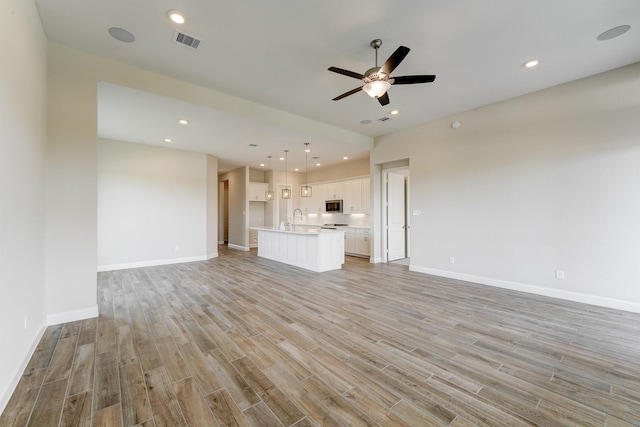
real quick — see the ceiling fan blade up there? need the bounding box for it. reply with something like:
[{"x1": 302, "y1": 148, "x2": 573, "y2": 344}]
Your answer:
[
  {"x1": 328, "y1": 66, "x2": 365, "y2": 80},
  {"x1": 391, "y1": 75, "x2": 436, "y2": 85},
  {"x1": 332, "y1": 86, "x2": 363, "y2": 101},
  {"x1": 379, "y1": 46, "x2": 410, "y2": 76},
  {"x1": 377, "y1": 92, "x2": 390, "y2": 106}
]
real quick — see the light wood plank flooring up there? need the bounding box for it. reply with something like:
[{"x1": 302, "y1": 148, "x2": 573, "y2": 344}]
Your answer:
[{"x1": 2, "y1": 245, "x2": 640, "y2": 426}]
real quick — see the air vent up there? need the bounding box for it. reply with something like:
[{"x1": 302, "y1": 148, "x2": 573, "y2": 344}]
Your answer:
[
  {"x1": 378, "y1": 116, "x2": 391, "y2": 122},
  {"x1": 248, "y1": 144, "x2": 258, "y2": 147},
  {"x1": 173, "y1": 30, "x2": 201, "y2": 49}
]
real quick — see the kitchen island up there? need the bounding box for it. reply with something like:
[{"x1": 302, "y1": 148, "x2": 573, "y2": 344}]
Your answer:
[{"x1": 251, "y1": 227, "x2": 345, "y2": 272}]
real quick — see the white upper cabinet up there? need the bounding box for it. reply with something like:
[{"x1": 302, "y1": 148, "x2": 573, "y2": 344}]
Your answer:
[
  {"x1": 361, "y1": 178, "x2": 371, "y2": 213},
  {"x1": 302, "y1": 183, "x2": 325, "y2": 213},
  {"x1": 324, "y1": 182, "x2": 344, "y2": 200},
  {"x1": 302, "y1": 177, "x2": 370, "y2": 213},
  {"x1": 248, "y1": 182, "x2": 269, "y2": 202},
  {"x1": 344, "y1": 179, "x2": 369, "y2": 213}
]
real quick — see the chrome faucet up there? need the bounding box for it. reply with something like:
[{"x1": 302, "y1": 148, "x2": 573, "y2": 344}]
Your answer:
[{"x1": 292, "y1": 208, "x2": 303, "y2": 228}]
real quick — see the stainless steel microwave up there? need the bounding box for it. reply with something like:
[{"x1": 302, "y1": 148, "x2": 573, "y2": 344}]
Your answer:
[{"x1": 325, "y1": 199, "x2": 343, "y2": 213}]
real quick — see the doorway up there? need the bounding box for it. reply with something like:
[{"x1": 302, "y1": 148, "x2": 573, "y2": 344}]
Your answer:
[
  {"x1": 384, "y1": 168, "x2": 410, "y2": 263},
  {"x1": 219, "y1": 180, "x2": 229, "y2": 243}
]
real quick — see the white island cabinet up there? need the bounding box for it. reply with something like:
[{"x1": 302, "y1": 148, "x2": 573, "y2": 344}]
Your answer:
[{"x1": 252, "y1": 227, "x2": 345, "y2": 272}]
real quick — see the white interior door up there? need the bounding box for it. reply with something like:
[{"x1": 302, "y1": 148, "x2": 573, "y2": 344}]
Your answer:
[{"x1": 387, "y1": 172, "x2": 406, "y2": 261}]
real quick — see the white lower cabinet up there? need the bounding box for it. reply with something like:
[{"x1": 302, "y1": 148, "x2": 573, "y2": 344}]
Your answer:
[
  {"x1": 345, "y1": 229, "x2": 357, "y2": 254},
  {"x1": 345, "y1": 228, "x2": 370, "y2": 257},
  {"x1": 256, "y1": 228, "x2": 345, "y2": 272},
  {"x1": 356, "y1": 229, "x2": 370, "y2": 256}
]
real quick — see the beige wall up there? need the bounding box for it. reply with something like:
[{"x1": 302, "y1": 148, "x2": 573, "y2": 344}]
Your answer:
[
  {"x1": 249, "y1": 168, "x2": 266, "y2": 182},
  {"x1": 306, "y1": 157, "x2": 370, "y2": 183},
  {"x1": 372, "y1": 63, "x2": 640, "y2": 312},
  {"x1": 97, "y1": 139, "x2": 216, "y2": 270},
  {"x1": 0, "y1": 0, "x2": 48, "y2": 410}
]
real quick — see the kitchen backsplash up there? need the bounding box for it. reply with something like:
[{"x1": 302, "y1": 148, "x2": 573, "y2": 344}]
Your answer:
[{"x1": 302, "y1": 213, "x2": 370, "y2": 228}]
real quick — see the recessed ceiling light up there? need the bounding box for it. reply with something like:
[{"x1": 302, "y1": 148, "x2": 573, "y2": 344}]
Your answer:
[
  {"x1": 108, "y1": 27, "x2": 135, "y2": 43},
  {"x1": 390, "y1": 110, "x2": 399, "y2": 115},
  {"x1": 279, "y1": 157, "x2": 285, "y2": 161},
  {"x1": 164, "y1": 138, "x2": 173, "y2": 143},
  {"x1": 260, "y1": 163, "x2": 265, "y2": 167},
  {"x1": 452, "y1": 121, "x2": 461, "y2": 129},
  {"x1": 167, "y1": 10, "x2": 186, "y2": 24},
  {"x1": 597, "y1": 25, "x2": 631, "y2": 41},
  {"x1": 178, "y1": 119, "x2": 189, "y2": 125},
  {"x1": 315, "y1": 163, "x2": 321, "y2": 166},
  {"x1": 360, "y1": 119, "x2": 372, "y2": 125},
  {"x1": 524, "y1": 59, "x2": 539, "y2": 68},
  {"x1": 343, "y1": 156, "x2": 349, "y2": 160},
  {"x1": 305, "y1": 148, "x2": 311, "y2": 153},
  {"x1": 294, "y1": 168, "x2": 299, "y2": 171}
]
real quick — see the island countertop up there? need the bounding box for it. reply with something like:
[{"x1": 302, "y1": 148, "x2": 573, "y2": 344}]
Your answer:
[{"x1": 250, "y1": 226, "x2": 344, "y2": 235}]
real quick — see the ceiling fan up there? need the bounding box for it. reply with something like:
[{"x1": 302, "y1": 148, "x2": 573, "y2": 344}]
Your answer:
[{"x1": 329, "y1": 39, "x2": 436, "y2": 106}]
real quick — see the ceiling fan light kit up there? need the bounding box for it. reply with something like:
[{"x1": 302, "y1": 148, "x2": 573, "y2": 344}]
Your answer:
[
  {"x1": 363, "y1": 80, "x2": 391, "y2": 98},
  {"x1": 329, "y1": 39, "x2": 436, "y2": 106}
]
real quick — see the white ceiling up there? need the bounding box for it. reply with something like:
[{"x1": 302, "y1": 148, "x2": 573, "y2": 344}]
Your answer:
[{"x1": 36, "y1": 0, "x2": 640, "y2": 173}]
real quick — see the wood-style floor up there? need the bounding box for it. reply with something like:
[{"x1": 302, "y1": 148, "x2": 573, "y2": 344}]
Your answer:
[{"x1": 2, "y1": 246, "x2": 640, "y2": 426}]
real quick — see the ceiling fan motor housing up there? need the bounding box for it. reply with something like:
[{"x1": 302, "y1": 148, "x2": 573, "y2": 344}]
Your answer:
[{"x1": 364, "y1": 67, "x2": 387, "y2": 82}]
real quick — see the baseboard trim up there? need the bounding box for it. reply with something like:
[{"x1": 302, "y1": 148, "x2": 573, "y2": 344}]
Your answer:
[
  {"x1": 206, "y1": 252, "x2": 219, "y2": 260},
  {"x1": 47, "y1": 305, "x2": 99, "y2": 326},
  {"x1": 0, "y1": 321, "x2": 46, "y2": 414},
  {"x1": 228, "y1": 244, "x2": 250, "y2": 252},
  {"x1": 410, "y1": 265, "x2": 640, "y2": 314},
  {"x1": 371, "y1": 257, "x2": 383, "y2": 264},
  {"x1": 97, "y1": 255, "x2": 208, "y2": 272}
]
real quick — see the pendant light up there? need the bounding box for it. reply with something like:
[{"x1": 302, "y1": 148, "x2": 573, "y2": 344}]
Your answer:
[
  {"x1": 282, "y1": 150, "x2": 291, "y2": 199},
  {"x1": 301, "y1": 143, "x2": 312, "y2": 197},
  {"x1": 265, "y1": 156, "x2": 274, "y2": 201}
]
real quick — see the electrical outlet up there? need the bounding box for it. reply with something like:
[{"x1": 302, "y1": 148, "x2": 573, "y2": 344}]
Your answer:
[
  {"x1": 555, "y1": 270, "x2": 565, "y2": 280},
  {"x1": 449, "y1": 257, "x2": 455, "y2": 264},
  {"x1": 412, "y1": 209, "x2": 422, "y2": 216}
]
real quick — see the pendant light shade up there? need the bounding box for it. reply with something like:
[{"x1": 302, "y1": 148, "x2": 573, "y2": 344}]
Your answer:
[
  {"x1": 282, "y1": 150, "x2": 291, "y2": 199},
  {"x1": 265, "y1": 156, "x2": 274, "y2": 201},
  {"x1": 301, "y1": 142, "x2": 312, "y2": 197}
]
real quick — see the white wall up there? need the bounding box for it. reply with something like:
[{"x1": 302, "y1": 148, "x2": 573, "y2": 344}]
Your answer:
[
  {"x1": 97, "y1": 139, "x2": 213, "y2": 270},
  {"x1": 0, "y1": 0, "x2": 48, "y2": 411},
  {"x1": 372, "y1": 63, "x2": 640, "y2": 312}
]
